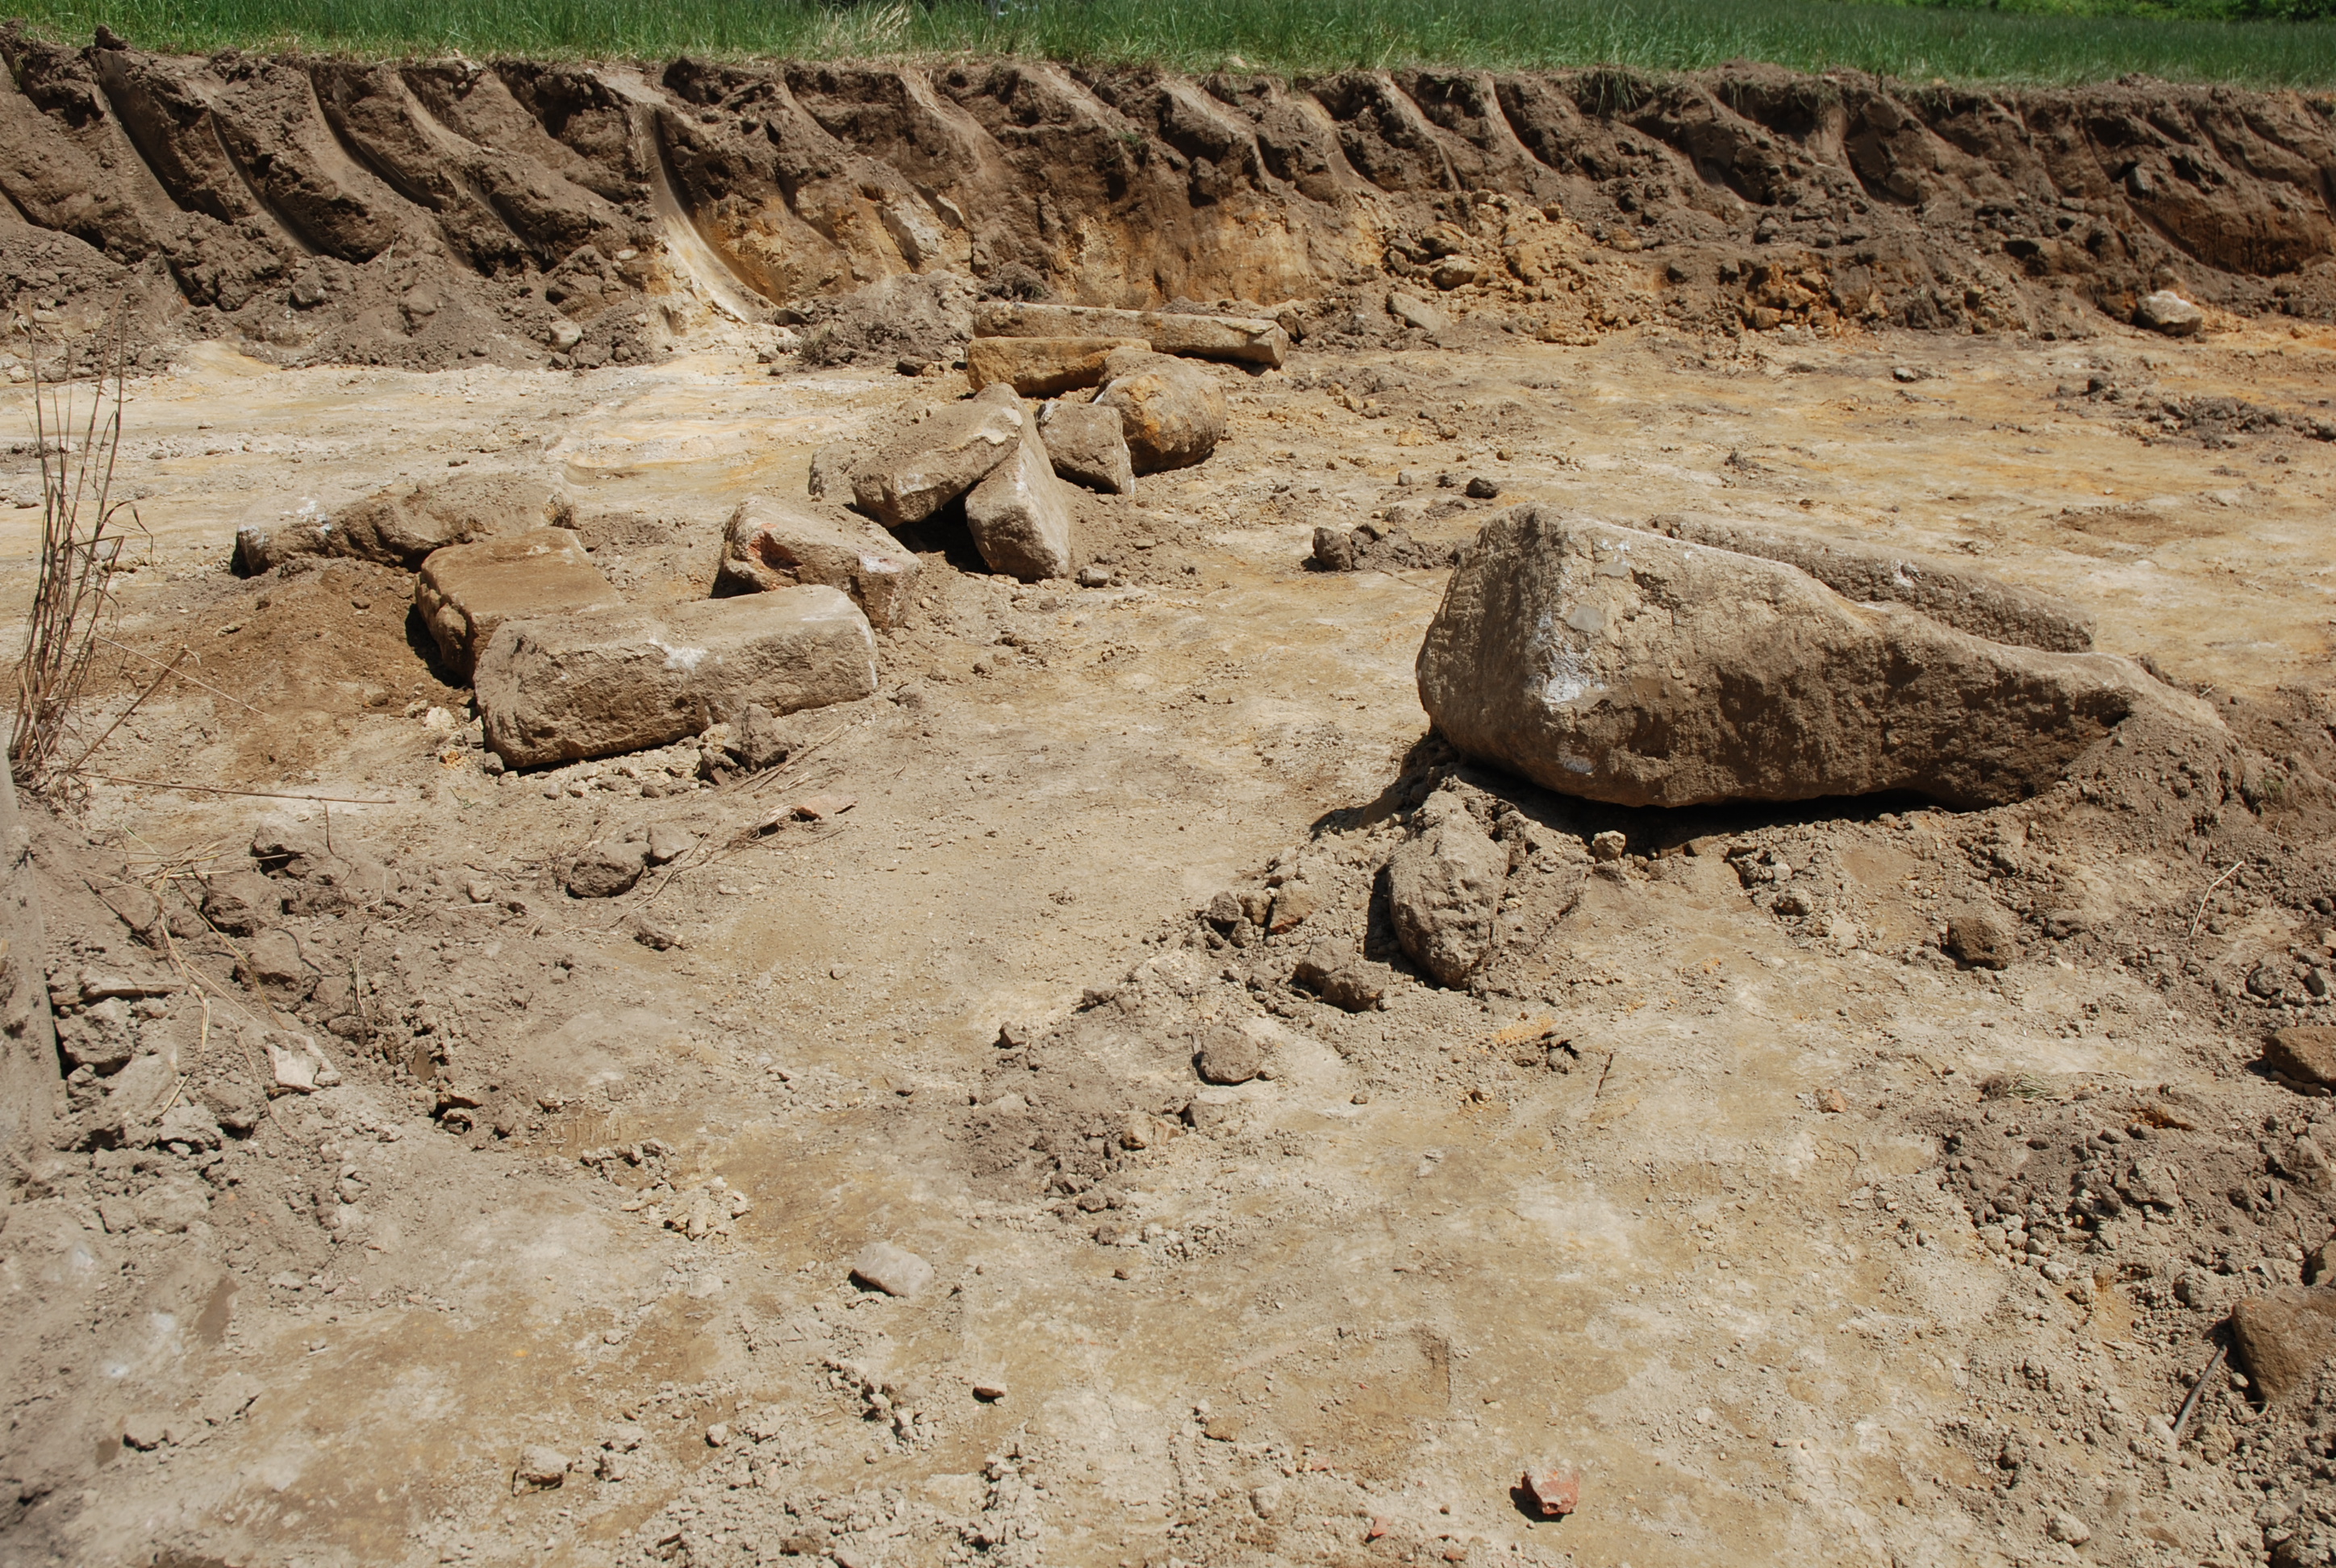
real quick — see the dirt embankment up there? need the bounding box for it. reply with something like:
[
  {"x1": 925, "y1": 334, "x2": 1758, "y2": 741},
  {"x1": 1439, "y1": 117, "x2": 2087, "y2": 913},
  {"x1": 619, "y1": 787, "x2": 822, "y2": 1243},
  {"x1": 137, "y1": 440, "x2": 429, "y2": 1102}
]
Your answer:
[{"x1": 0, "y1": 32, "x2": 2331, "y2": 375}]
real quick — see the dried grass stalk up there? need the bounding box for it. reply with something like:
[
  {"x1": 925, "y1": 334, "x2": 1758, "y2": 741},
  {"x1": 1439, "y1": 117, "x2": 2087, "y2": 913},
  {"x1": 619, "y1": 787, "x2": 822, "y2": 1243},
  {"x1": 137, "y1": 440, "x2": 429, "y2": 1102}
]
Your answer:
[{"x1": 8, "y1": 304, "x2": 140, "y2": 797}]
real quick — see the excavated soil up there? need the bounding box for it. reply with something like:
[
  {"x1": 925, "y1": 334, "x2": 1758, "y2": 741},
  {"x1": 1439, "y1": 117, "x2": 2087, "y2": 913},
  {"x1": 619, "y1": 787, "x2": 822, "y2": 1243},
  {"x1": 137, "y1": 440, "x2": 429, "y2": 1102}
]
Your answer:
[
  {"x1": 0, "y1": 34, "x2": 2334, "y2": 381},
  {"x1": 2, "y1": 35, "x2": 2335, "y2": 1568}
]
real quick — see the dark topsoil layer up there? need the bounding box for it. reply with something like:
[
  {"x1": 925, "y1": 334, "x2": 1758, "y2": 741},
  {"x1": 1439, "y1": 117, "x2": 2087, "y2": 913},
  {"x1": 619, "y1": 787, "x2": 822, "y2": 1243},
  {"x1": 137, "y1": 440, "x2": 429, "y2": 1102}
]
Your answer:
[{"x1": 0, "y1": 30, "x2": 2331, "y2": 375}]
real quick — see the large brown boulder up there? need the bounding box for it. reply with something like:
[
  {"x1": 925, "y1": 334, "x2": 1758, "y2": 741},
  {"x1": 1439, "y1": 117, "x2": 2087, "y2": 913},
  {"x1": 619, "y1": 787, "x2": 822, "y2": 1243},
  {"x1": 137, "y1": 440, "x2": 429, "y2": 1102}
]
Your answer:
[
  {"x1": 475, "y1": 587, "x2": 877, "y2": 768},
  {"x1": 714, "y1": 496, "x2": 921, "y2": 628},
  {"x1": 1417, "y1": 509, "x2": 2210, "y2": 808},
  {"x1": 1095, "y1": 348, "x2": 1225, "y2": 474}
]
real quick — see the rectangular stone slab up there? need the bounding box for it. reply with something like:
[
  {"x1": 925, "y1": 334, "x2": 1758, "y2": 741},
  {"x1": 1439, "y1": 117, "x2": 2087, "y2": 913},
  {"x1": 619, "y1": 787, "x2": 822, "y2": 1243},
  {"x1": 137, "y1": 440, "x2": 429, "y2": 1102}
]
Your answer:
[
  {"x1": 415, "y1": 528, "x2": 622, "y2": 680},
  {"x1": 475, "y1": 586, "x2": 877, "y2": 768},
  {"x1": 972, "y1": 302, "x2": 1287, "y2": 366},
  {"x1": 965, "y1": 336, "x2": 1147, "y2": 398}
]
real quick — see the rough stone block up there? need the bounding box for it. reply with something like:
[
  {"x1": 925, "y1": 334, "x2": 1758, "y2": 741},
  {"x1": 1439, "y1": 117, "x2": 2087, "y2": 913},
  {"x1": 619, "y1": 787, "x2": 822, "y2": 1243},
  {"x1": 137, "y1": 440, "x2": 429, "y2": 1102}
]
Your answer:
[
  {"x1": 966, "y1": 336, "x2": 1147, "y2": 398},
  {"x1": 964, "y1": 419, "x2": 1077, "y2": 582},
  {"x1": 476, "y1": 586, "x2": 877, "y2": 769},
  {"x1": 1037, "y1": 400, "x2": 1134, "y2": 495},
  {"x1": 1416, "y1": 509, "x2": 2216, "y2": 809},
  {"x1": 236, "y1": 470, "x2": 569, "y2": 573},
  {"x1": 972, "y1": 302, "x2": 1287, "y2": 366},
  {"x1": 714, "y1": 496, "x2": 920, "y2": 628},
  {"x1": 850, "y1": 383, "x2": 1024, "y2": 528},
  {"x1": 416, "y1": 528, "x2": 622, "y2": 679}
]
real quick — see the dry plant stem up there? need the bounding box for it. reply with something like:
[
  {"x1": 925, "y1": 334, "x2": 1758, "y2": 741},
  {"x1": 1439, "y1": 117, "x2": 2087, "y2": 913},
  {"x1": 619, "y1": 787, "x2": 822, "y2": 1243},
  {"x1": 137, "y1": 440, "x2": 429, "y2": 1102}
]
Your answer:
[
  {"x1": 94, "y1": 636, "x2": 265, "y2": 716},
  {"x1": 2171, "y1": 1341, "x2": 2230, "y2": 1445},
  {"x1": 2188, "y1": 861, "x2": 2246, "y2": 945},
  {"x1": 8, "y1": 302, "x2": 137, "y2": 794},
  {"x1": 83, "y1": 774, "x2": 394, "y2": 804}
]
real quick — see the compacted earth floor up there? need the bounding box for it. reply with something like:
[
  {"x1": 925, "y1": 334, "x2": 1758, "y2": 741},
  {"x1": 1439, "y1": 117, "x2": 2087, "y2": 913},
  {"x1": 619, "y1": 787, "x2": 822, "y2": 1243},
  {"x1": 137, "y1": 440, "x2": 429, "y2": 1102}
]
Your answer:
[{"x1": 1, "y1": 308, "x2": 2334, "y2": 1568}]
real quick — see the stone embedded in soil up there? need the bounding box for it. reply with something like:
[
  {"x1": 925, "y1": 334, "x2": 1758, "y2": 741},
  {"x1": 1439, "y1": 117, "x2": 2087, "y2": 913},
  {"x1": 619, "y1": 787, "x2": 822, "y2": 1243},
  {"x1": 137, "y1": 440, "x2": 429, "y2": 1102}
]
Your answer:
[
  {"x1": 850, "y1": 383, "x2": 1025, "y2": 528},
  {"x1": 1037, "y1": 400, "x2": 1135, "y2": 496},
  {"x1": 1416, "y1": 509, "x2": 2209, "y2": 809},
  {"x1": 567, "y1": 840, "x2": 647, "y2": 899},
  {"x1": 972, "y1": 301, "x2": 1288, "y2": 366},
  {"x1": 1637, "y1": 515, "x2": 2096, "y2": 653},
  {"x1": 515, "y1": 1445, "x2": 570, "y2": 1489},
  {"x1": 2138, "y1": 289, "x2": 2205, "y2": 336},
  {"x1": 473, "y1": 586, "x2": 877, "y2": 769},
  {"x1": 415, "y1": 528, "x2": 622, "y2": 680},
  {"x1": 2228, "y1": 1286, "x2": 2336, "y2": 1405},
  {"x1": 235, "y1": 471, "x2": 569, "y2": 573},
  {"x1": 966, "y1": 336, "x2": 1148, "y2": 397},
  {"x1": 1386, "y1": 792, "x2": 1508, "y2": 986},
  {"x1": 1291, "y1": 944, "x2": 1391, "y2": 1012},
  {"x1": 2266, "y1": 1027, "x2": 2336, "y2": 1087},
  {"x1": 1095, "y1": 348, "x2": 1226, "y2": 475},
  {"x1": 1387, "y1": 290, "x2": 1450, "y2": 334},
  {"x1": 1944, "y1": 905, "x2": 2015, "y2": 970},
  {"x1": 714, "y1": 496, "x2": 920, "y2": 628},
  {"x1": 850, "y1": 1241, "x2": 933, "y2": 1298},
  {"x1": 200, "y1": 870, "x2": 282, "y2": 936},
  {"x1": 1195, "y1": 1025, "x2": 1264, "y2": 1085},
  {"x1": 964, "y1": 416, "x2": 1078, "y2": 582}
]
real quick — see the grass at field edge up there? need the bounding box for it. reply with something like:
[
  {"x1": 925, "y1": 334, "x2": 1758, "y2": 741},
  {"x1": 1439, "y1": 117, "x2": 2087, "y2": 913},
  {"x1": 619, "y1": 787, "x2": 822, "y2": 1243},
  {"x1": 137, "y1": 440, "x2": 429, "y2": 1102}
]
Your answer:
[{"x1": 4, "y1": 0, "x2": 2335, "y2": 90}]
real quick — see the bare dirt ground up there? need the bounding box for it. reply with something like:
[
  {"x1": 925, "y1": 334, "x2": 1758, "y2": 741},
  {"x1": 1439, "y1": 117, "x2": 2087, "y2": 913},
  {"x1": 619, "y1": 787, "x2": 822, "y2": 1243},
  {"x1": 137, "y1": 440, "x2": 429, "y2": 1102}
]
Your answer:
[{"x1": 1, "y1": 298, "x2": 2334, "y2": 1568}]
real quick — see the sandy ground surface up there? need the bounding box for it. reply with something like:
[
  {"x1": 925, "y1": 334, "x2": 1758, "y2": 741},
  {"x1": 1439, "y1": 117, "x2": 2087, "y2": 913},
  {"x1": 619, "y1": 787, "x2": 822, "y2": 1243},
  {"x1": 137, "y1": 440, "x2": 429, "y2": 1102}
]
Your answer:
[{"x1": 0, "y1": 311, "x2": 2333, "y2": 1568}]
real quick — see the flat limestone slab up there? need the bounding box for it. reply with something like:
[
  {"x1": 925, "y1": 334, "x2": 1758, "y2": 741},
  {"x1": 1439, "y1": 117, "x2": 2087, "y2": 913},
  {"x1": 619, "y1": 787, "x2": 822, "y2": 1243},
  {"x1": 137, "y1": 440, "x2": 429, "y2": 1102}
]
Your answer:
[
  {"x1": 475, "y1": 586, "x2": 877, "y2": 769},
  {"x1": 966, "y1": 336, "x2": 1149, "y2": 398},
  {"x1": 416, "y1": 528, "x2": 622, "y2": 680},
  {"x1": 972, "y1": 302, "x2": 1287, "y2": 366}
]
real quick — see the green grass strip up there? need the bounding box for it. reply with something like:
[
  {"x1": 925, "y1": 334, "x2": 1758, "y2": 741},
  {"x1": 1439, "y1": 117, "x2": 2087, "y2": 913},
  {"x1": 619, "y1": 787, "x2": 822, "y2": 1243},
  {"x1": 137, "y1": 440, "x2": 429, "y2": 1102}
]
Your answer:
[{"x1": 8, "y1": 0, "x2": 2336, "y2": 89}]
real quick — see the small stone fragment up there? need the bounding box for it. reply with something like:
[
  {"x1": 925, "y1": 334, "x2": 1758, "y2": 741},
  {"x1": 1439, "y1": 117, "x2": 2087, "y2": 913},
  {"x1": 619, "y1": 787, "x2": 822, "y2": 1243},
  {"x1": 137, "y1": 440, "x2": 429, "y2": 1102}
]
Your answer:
[
  {"x1": 1464, "y1": 476, "x2": 1501, "y2": 499},
  {"x1": 1520, "y1": 1466, "x2": 1579, "y2": 1517},
  {"x1": 1590, "y1": 831, "x2": 1627, "y2": 861},
  {"x1": 567, "y1": 841, "x2": 647, "y2": 899},
  {"x1": 2136, "y1": 290, "x2": 2204, "y2": 337},
  {"x1": 1944, "y1": 906, "x2": 2014, "y2": 970},
  {"x1": 705, "y1": 1423, "x2": 731, "y2": 1447},
  {"x1": 1387, "y1": 290, "x2": 1449, "y2": 334},
  {"x1": 1386, "y1": 792, "x2": 1506, "y2": 986},
  {"x1": 971, "y1": 1381, "x2": 1007, "y2": 1402},
  {"x1": 2046, "y1": 1512, "x2": 2092, "y2": 1545},
  {"x1": 121, "y1": 1413, "x2": 170, "y2": 1451},
  {"x1": 1291, "y1": 944, "x2": 1391, "y2": 1013},
  {"x1": 644, "y1": 824, "x2": 695, "y2": 865},
  {"x1": 1195, "y1": 1025, "x2": 1262, "y2": 1085},
  {"x1": 515, "y1": 1444, "x2": 570, "y2": 1490},
  {"x1": 851, "y1": 1241, "x2": 934, "y2": 1298}
]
